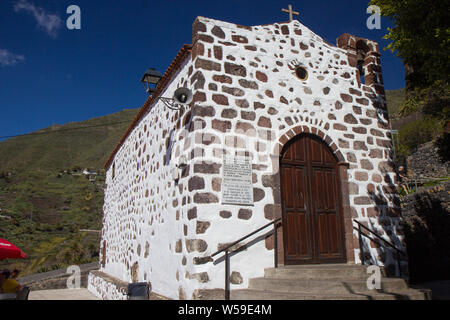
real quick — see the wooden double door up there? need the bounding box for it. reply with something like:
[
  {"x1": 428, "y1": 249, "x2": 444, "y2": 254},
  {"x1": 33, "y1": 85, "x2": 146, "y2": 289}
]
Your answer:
[{"x1": 280, "y1": 134, "x2": 346, "y2": 265}]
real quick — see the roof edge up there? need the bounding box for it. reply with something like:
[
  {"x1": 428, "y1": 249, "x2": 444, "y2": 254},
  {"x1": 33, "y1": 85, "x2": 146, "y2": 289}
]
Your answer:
[{"x1": 104, "y1": 44, "x2": 192, "y2": 169}]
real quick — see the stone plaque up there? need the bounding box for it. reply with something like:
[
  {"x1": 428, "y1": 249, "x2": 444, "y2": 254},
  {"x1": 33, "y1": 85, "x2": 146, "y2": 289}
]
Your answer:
[{"x1": 221, "y1": 156, "x2": 254, "y2": 206}]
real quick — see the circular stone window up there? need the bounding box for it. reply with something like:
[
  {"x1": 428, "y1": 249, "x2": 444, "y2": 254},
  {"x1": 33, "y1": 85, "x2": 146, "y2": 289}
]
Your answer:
[{"x1": 295, "y1": 66, "x2": 308, "y2": 80}]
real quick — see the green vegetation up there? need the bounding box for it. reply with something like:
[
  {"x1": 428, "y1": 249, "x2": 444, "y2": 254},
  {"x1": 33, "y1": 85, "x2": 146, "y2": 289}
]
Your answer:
[
  {"x1": 371, "y1": 0, "x2": 450, "y2": 140},
  {"x1": 386, "y1": 89, "x2": 442, "y2": 162},
  {"x1": 0, "y1": 108, "x2": 138, "y2": 276},
  {"x1": 385, "y1": 88, "x2": 405, "y2": 119},
  {"x1": 396, "y1": 116, "x2": 442, "y2": 161},
  {"x1": 0, "y1": 108, "x2": 139, "y2": 172},
  {"x1": 376, "y1": 0, "x2": 450, "y2": 161},
  {"x1": 370, "y1": 0, "x2": 449, "y2": 88}
]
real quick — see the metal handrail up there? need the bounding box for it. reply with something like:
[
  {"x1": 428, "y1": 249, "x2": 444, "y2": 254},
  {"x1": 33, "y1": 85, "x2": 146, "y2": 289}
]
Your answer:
[
  {"x1": 211, "y1": 217, "x2": 282, "y2": 300},
  {"x1": 211, "y1": 218, "x2": 282, "y2": 257},
  {"x1": 353, "y1": 219, "x2": 406, "y2": 277}
]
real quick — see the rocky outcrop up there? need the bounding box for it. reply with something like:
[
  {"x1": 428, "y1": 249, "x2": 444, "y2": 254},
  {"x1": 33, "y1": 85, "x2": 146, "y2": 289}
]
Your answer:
[
  {"x1": 406, "y1": 142, "x2": 449, "y2": 182},
  {"x1": 402, "y1": 181, "x2": 450, "y2": 214}
]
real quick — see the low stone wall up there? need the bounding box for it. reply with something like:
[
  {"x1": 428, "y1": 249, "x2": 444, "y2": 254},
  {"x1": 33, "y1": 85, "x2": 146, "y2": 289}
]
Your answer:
[
  {"x1": 18, "y1": 262, "x2": 99, "y2": 291},
  {"x1": 87, "y1": 270, "x2": 128, "y2": 300},
  {"x1": 402, "y1": 181, "x2": 450, "y2": 213},
  {"x1": 87, "y1": 270, "x2": 171, "y2": 300},
  {"x1": 406, "y1": 142, "x2": 449, "y2": 182}
]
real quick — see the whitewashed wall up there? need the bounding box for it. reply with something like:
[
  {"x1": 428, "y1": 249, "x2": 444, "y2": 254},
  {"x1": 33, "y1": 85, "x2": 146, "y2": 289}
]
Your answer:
[{"x1": 92, "y1": 16, "x2": 405, "y2": 300}]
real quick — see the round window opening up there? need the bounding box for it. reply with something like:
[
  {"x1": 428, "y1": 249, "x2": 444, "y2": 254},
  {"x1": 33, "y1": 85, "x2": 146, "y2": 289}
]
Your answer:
[{"x1": 295, "y1": 66, "x2": 308, "y2": 80}]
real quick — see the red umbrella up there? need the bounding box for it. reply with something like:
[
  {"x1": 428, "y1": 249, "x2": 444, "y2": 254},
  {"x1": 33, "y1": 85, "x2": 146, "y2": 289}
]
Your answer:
[{"x1": 0, "y1": 239, "x2": 27, "y2": 260}]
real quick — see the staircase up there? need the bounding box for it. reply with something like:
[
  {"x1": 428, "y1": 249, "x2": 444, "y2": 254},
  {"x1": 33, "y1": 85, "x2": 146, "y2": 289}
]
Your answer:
[{"x1": 230, "y1": 264, "x2": 431, "y2": 300}]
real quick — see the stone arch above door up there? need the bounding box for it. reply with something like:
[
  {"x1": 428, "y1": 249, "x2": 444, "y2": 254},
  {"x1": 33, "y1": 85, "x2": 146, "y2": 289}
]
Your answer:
[
  {"x1": 273, "y1": 125, "x2": 346, "y2": 163},
  {"x1": 265, "y1": 127, "x2": 357, "y2": 265}
]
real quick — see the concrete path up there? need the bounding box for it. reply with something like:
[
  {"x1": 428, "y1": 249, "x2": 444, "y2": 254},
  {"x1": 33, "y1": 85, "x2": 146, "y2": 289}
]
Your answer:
[{"x1": 29, "y1": 288, "x2": 100, "y2": 300}]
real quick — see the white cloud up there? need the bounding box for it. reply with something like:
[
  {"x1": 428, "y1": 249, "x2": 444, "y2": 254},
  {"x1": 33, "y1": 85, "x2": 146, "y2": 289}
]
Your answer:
[
  {"x1": 14, "y1": 0, "x2": 62, "y2": 38},
  {"x1": 0, "y1": 49, "x2": 25, "y2": 67}
]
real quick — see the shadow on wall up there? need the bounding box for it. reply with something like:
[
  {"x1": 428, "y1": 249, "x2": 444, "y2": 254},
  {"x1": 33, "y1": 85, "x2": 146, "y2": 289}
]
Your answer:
[
  {"x1": 357, "y1": 158, "x2": 450, "y2": 282},
  {"x1": 402, "y1": 194, "x2": 450, "y2": 284},
  {"x1": 363, "y1": 165, "x2": 407, "y2": 277}
]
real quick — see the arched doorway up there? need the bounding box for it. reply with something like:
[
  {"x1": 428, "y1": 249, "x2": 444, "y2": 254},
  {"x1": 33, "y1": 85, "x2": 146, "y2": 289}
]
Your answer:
[{"x1": 280, "y1": 134, "x2": 346, "y2": 264}]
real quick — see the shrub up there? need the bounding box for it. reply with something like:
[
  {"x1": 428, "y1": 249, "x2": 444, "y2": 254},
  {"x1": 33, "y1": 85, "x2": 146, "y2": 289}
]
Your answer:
[
  {"x1": 68, "y1": 224, "x2": 79, "y2": 233},
  {"x1": 37, "y1": 223, "x2": 53, "y2": 232},
  {"x1": 57, "y1": 242, "x2": 86, "y2": 265},
  {"x1": 37, "y1": 266, "x2": 50, "y2": 273},
  {"x1": 398, "y1": 116, "x2": 441, "y2": 157}
]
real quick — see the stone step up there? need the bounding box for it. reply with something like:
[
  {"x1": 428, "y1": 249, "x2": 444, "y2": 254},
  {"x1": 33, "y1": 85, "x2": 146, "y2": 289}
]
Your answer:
[
  {"x1": 264, "y1": 264, "x2": 382, "y2": 280},
  {"x1": 248, "y1": 277, "x2": 409, "y2": 293},
  {"x1": 194, "y1": 264, "x2": 431, "y2": 300},
  {"x1": 230, "y1": 288, "x2": 429, "y2": 300}
]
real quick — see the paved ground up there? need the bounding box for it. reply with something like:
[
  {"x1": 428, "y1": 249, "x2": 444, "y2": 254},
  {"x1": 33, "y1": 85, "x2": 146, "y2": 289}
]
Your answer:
[
  {"x1": 28, "y1": 288, "x2": 168, "y2": 300},
  {"x1": 29, "y1": 288, "x2": 100, "y2": 300},
  {"x1": 26, "y1": 282, "x2": 450, "y2": 300}
]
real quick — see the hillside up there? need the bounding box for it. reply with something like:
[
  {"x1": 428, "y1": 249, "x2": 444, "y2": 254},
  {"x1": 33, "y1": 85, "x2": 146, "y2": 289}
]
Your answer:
[
  {"x1": 385, "y1": 88, "x2": 405, "y2": 124},
  {"x1": 0, "y1": 90, "x2": 411, "y2": 276},
  {"x1": 385, "y1": 88, "x2": 443, "y2": 161},
  {"x1": 0, "y1": 108, "x2": 139, "y2": 276},
  {"x1": 0, "y1": 108, "x2": 139, "y2": 172}
]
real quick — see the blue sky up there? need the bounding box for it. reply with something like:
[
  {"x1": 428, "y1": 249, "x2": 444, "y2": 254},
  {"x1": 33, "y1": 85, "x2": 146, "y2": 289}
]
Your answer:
[{"x1": 0, "y1": 0, "x2": 404, "y2": 138}]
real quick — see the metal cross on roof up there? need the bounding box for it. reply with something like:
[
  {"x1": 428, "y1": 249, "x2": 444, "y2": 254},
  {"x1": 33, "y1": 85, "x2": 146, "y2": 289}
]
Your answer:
[{"x1": 282, "y1": 4, "x2": 299, "y2": 22}]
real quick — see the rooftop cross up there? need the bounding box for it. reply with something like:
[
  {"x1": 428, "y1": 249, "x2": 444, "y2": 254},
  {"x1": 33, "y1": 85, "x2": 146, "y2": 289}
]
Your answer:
[{"x1": 282, "y1": 4, "x2": 299, "y2": 22}]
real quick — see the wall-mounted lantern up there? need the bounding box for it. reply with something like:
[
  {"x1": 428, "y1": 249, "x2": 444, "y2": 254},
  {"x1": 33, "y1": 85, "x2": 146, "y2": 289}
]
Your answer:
[
  {"x1": 141, "y1": 68, "x2": 162, "y2": 95},
  {"x1": 141, "y1": 68, "x2": 193, "y2": 111}
]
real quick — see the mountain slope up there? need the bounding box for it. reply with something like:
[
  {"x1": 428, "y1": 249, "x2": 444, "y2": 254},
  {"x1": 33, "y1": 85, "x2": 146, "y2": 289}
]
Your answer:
[
  {"x1": 0, "y1": 108, "x2": 139, "y2": 172},
  {"x1": 0, "y1": 107, "x2": 139, "y2": 276}
]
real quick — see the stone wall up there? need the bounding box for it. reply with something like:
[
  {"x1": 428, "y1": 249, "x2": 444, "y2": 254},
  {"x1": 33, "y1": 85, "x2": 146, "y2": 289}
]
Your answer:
[
  {"x1": 96, "y1": 16, "x2": 405, "y2": 300},
  {"x1": 187, "y1": 17, "x2": 405, "y2": 285},
  {"x1": 88, "y1": 270, "x2": 128, "y2": 300},
  {"x1": 18, "y1": 262, "x2": 99, "y2": 291},
  {"x1": 98, "y1": 53, "x2": 196, "y2": 300},
  {"x1": 406, "y1": 141, "x2": 449, "y2": 182},
  {"x1": 402, "y1": 181, "x2": 450, "y2": 218}
]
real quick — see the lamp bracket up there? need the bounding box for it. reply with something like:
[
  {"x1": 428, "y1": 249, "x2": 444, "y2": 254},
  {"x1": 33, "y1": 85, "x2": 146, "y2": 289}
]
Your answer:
[{"x1": 159, "y1": 97, "x2": 181, "y2": 110}]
